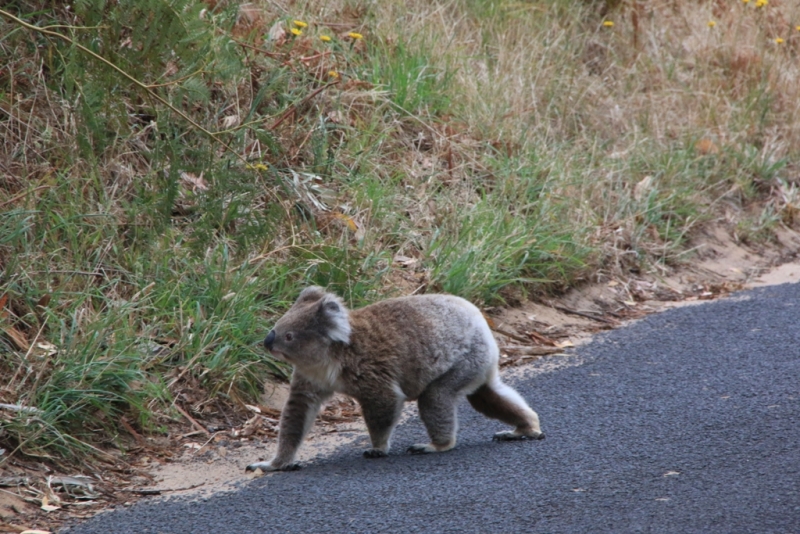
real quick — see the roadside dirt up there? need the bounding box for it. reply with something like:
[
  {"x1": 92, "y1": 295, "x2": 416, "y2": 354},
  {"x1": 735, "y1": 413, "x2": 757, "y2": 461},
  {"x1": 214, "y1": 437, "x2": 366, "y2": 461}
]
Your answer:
[{"x1": 2, "y1": 224, "x2": 799, "y2": 534}]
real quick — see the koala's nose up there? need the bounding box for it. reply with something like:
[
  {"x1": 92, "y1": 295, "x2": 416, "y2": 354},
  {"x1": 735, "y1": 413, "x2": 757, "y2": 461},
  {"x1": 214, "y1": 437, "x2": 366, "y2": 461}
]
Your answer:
[{"x1": 264, "y1": 330, "x2": 276, "y2": 351}]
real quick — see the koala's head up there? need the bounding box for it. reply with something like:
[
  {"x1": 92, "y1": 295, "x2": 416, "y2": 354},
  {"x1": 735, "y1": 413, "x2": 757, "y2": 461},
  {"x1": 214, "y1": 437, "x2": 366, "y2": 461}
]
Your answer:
[{"x1": 264, "y1": 286, "x2": 351, "y2": 368}]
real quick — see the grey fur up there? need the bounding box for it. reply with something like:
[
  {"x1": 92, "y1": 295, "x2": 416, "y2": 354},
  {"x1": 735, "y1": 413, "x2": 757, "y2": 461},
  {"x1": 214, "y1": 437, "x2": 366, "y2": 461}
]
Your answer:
[{"x1": 245, "y1": 287, "x2": 544, "y2": 472}]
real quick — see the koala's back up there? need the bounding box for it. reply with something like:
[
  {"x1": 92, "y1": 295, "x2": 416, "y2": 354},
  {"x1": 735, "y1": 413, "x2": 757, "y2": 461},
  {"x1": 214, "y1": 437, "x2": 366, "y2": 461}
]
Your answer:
[{"x1": 338, "y1": 294, "x2": 498, "y2": 400}]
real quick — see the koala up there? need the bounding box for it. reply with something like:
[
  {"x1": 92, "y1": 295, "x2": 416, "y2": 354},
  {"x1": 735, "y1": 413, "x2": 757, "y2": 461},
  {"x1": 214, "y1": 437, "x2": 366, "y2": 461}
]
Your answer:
[{"x1": 245, "y1": 286, "x2": 544, "y2": 472}]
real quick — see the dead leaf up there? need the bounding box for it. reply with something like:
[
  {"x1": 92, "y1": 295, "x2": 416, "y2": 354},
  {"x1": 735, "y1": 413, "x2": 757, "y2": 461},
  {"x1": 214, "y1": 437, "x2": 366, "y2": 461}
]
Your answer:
[
  {"x1": 393, "y1": 255, "x2": 418, "y2": 268},
  {"x1": 180, "y1": 172, "x2": 208, "y2": 193},
  {"x1": 248, "y1": 468, "x2": 264, "y2": 478},
  {"x1": 35, "y1": 341, "x2": 58, "y2": 357},
  {"x1": 342, "y1": 79, "x2": 374, "y2": 91},
  {"x1": 0, "y1": 294, "x2": 30, "y2": 350},
  {"x1": 221, "y1": 115, "x2": 240, "y2": 129},
  {"x1": 3, "y1": 325, "x2": 29, "y2": 351},
  {"x1": 326, "y1": 110, "x2": 346, "y2": 124},
  {"x1": 267, "y1": 20, "x2": 286, "y2": 42},
  {"x1": 48, "y1": 475, "x2": 98, "y2": 498},
  {"x1": 244, "y1": 404, "x2": 262, "y2": 413},
  {"x1": 527, "y1": 331, "x2": 558, "y2": 346},
  {"x1": 236, "y1": 415, "x2": 263, "y2": 438},
  {"x1": 40, "y1": 495, "x2": 60, "y2": 513},
  {"x1": 633, "y1": 175, "x2": 653, "y2": 201},
  {"x1": 332, "y1": 212, "x2": 358, "y2": 233},
  {"x1": 694, "y1": 138, "x2": 719, "y2": 155}
]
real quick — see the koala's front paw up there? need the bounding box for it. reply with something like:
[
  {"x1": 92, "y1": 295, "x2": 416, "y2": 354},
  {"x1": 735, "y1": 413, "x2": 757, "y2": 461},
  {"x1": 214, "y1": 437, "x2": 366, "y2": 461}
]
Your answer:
[
  {"x1": 363, "y1": 448, "x2": 388, "y2": 459},
  {"x1": 492, "y1": 430, "x2": 545, "y2": 441},
  {"x1": 245, "y1": 460, "x2": 301, "y2": 473}
]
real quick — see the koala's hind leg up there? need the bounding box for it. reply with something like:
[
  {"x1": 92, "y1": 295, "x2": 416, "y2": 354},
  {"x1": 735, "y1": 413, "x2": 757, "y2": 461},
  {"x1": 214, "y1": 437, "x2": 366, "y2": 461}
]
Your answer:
[
  {"x1": 360, "y1": 392, "x2": 404, "y2": 458},
  {"x1": 467, "y1": 378, "x2": 545, "y2": 441},
  {"x1": 408, "y1": 383, "x2": 461, "y2": 454}
]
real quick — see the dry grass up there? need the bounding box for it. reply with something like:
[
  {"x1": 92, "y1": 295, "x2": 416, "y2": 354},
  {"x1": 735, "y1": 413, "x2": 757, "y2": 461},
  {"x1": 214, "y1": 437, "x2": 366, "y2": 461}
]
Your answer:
[{"x1": 1, "y1": 0, "x2": 799, "y2": 468}]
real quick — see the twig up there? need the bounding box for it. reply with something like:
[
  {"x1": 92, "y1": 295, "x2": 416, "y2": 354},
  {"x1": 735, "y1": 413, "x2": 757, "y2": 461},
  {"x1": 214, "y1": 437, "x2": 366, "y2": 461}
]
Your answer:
[
  {"x1": 192, "y1": 432, "x2": 218, "y2": 455},
  {"x1": 500, "y1": 345, "x2": 562, "y2": 356},
  {"x1": 0, "y1": 184, "x2": 50, "y2": 209},
  {"x1": 492, "y1": 326, "x2": 533, "y2": 345},
  {"x1": 298, "y1": 51, "x2": 331, "y2": 64},
  {"x1": 548, "y1": 303, "x2": 617, "y2": 325},
  {"x1": 128, "y1": 482, "x2": 205, "y2": 496},
  {"x1": 180, "y1": 430, "x2": 208, "y2": 439},
  {"x1": 269, "y1": 80, "x2": 339, "y2": 130},
  {"x1": 234, "y1": 38, "x2": 286, "y2": 59},
  {"x1": 174, "y1": 404, "x2": 210, "y2": 436},
  {"x1": 119, "y1": 417, "x2": 148, "y2": 446}
]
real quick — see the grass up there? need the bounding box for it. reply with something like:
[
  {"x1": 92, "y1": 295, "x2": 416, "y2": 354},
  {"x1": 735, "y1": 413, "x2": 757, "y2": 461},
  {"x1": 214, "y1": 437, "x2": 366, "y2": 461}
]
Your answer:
[{"x1": 1, "y1": 0, "x2": 799, "y2": 464}]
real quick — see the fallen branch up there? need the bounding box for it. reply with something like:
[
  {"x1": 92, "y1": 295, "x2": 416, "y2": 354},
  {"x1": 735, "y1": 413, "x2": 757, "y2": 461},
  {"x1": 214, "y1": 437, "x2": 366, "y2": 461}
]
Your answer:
[
  {"x1": 173, "y1": 404, "x2": 210, "y2": 436},
  {"x1": 119, "y1": 417, "x2": 148, "y2": 446},
  {"x1": 500, "y1": 345, "x2": 562, "y2": 356},
  {"x1": 492, "y1": 326, "x2": 532, "y2": 345},
  {"x1": 548, "y1": 303, "x2": 618, "y2": 325},
  {"x1": 128, "y1": 482, "x2": 205, "y2": 496}
]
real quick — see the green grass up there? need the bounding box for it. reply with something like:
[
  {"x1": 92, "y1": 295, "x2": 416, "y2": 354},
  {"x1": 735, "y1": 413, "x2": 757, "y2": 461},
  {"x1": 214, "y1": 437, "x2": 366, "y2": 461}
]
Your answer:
[{"x1": 1, "y1": 0, "x2": 799, "y2": 464}]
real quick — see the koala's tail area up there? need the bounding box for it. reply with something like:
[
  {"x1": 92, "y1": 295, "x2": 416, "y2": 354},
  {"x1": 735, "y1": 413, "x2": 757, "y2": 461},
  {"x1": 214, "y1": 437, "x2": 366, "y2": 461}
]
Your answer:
[{"x1": 466, "y1": 376, "x2": 542, "y2": 437}]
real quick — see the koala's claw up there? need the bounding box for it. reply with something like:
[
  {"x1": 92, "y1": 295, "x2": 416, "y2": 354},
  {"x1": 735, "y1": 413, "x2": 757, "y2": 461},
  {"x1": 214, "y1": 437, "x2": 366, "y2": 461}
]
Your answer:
[
  {"x1": 281, "y1": 462, "x2": 302, "y2": 471},
  {"x1": 407, "y1": 444, "x2": 433, "y2": 455},
  {"x1": 493, "y1": 431, "x2": 545, "y2": 442},
  {"x1": 245, "y1": 461, "x2": 301, "y2": 472},
  {"x1": 363, "y1": 448, "x2": 388, "y2": 459}
]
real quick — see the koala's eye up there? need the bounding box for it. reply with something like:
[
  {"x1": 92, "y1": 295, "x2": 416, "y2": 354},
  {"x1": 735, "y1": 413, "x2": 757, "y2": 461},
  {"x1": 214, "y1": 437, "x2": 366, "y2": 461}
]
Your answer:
[{"x1": 285, "y1": 332, "x2": 294, "y2": 342}]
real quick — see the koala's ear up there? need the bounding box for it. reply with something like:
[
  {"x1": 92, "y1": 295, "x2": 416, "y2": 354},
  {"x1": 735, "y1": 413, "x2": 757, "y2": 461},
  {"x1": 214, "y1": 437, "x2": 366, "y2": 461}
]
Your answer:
[
  {"x1": 297, "y1": 286, "x2": 325, "y2": 304},
  {"x1": 317, "y1": 293, "x2": 351, "y2": 344}
]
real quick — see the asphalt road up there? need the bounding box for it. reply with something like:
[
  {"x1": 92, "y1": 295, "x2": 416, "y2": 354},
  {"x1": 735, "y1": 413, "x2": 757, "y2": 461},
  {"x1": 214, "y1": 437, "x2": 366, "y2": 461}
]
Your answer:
[{"x1": 63, "y1": 283, "x2": 800, "y2": 533}]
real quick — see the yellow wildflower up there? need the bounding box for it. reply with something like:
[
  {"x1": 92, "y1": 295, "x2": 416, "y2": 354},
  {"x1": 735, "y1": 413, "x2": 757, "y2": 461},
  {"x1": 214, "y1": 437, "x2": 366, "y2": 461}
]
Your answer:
[
  {"x1": 348, "y1": 32, "x2": 364, "y2": 39},
  {"x1": 755, "y1": 0, "x2": 767, "y2": 7},
  {"x1": 603, "y1": 21, "x2": 614, "y2": 27},
  {"x1": 707, "y1": 20, "x2": 716, "y2": 28},
  {"x1": 742, "y1": 0, "x2": 750, "y2": 3},
  {"x1": 320, "y1": 35, "x2": 332, "y2": 42},
  {"x1": 247, "y1": 163, "x2": 269, "y2": 172},
  {"x1": 290, "y1": 28, "x2": 302, "y2": 36},
  {"x1": 774, "y1": 37, "x2": 784, "y2": 44},
  {"x1": 796, "y1": 25, "x2": 800, "y2": 31},
  {"x1": 293, "y1": 20, "x2": 308, "y2": 28},
  {"x1": 328, "y1": 70, "x2": 339, "y2": 78}
]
